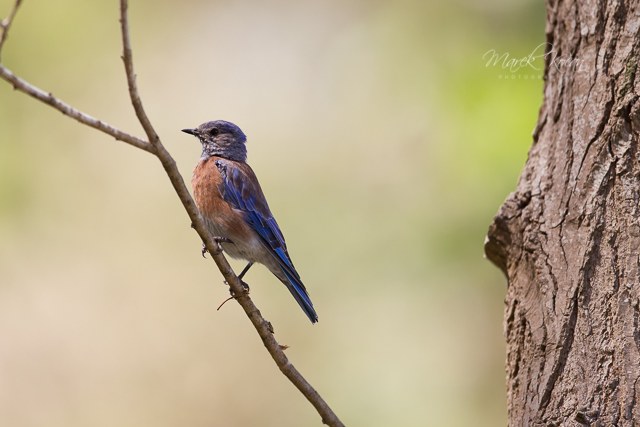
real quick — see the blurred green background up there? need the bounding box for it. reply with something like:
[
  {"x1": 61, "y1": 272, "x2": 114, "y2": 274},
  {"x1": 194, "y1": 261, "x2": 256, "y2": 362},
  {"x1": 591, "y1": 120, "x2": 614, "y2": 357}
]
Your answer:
[{"x1": 0, "y1": 0, "x2": 544, "y2": 425}]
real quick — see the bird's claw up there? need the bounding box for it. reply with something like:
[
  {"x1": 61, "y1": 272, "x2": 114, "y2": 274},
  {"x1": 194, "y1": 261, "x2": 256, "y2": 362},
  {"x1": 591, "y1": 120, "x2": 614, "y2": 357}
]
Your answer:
[
  {"x1": 216, "y1": 279, "x2": 250, "y2": 311},
  {"x1": 223, "y1": 279, "x2": 250, "y2": 297},
  {"x1": 241, "y1": 280, "x2": 250, "y2": 292},
  {"x1": 201, "y1": 236, "x2": 233, "y2": 258}
]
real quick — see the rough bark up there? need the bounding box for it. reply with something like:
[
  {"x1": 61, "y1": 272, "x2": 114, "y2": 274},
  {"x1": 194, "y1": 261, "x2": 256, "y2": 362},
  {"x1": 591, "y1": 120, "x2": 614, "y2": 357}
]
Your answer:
[{"x1": 485, "y1": 1, "x2": 640, "y2": 425}]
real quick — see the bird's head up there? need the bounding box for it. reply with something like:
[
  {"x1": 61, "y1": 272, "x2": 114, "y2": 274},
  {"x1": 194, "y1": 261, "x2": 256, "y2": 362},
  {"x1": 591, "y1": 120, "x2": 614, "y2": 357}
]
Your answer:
[{"x1": 182, "y1": 120, "x2": 247, "y2": 162}]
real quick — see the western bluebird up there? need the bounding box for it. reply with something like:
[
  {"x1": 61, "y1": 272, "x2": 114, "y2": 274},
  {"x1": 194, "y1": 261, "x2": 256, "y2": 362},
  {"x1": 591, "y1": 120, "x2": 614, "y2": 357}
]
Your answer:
[{"x1": 182, "y1": 120, "x2": 318, "y2": 323}]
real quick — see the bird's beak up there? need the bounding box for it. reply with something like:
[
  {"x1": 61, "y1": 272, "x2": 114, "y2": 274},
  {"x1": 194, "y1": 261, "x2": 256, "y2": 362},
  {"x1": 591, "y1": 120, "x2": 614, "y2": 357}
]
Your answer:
[{"x1": 182, "y1": 128, "x2": 198, "y2": 136}]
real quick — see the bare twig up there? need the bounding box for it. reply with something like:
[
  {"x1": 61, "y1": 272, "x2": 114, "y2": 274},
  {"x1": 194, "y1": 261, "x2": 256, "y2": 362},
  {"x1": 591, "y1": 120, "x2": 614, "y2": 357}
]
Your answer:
[
  {"x1": 0, "y1": 0, "x2": 21, "y2": 59},
  {"x1": 0, "y1": 1, "x2": 345, "y2": 426},
  {"x1": 0, "y1": 66, "x2": 153, "y2": 152},
  {"x1": 0, "y1": 1, "x2": 151, "y2": 152},
  {"x1": 118, "y1": 0, "x2": 159, "y2": 145},
  {"x1": 116, "y1": 4, "x2": 344, "y2": 425}
]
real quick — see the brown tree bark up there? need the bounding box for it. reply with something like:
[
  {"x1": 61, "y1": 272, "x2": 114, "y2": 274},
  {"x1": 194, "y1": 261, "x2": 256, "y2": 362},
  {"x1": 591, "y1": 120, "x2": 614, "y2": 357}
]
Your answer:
[{"x1": 485, "y1": 1, "x2": 640, "y2": 425}]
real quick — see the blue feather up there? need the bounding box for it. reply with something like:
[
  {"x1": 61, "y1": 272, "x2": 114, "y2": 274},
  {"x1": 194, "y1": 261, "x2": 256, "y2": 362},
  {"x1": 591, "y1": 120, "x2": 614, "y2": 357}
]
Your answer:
[
  {"x1": 216, "y1": 160, "x2": 318, "y2": 323},
  {"x1": 280, "y1": 264, "x2": 318, "y2": 323}
]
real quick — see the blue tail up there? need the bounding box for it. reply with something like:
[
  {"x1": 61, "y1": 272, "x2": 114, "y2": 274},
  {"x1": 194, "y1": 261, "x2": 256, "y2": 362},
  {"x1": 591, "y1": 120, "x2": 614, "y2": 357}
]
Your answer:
[{"x1": 280, "y1": 267, "x2": 318, "y2": 323}]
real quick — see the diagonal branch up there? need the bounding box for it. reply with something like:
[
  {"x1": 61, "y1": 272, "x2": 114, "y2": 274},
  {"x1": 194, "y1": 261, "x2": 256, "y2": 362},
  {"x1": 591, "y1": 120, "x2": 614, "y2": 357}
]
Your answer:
[
  {"x1": 118, "y1": 0, "x2": 159, "y2": 145},
  {"x1": 0, "y1": 1, "x2": 151, "y2": 153},
  {"x1": 0, "y1": 66, "x2": 153, "y2": 153},
  {"x1": 116, "y1": 3, "x2": 344, "y2": 425},
  {"x1": 0, "y1": 0, "x2": 21, "y2": 59},
  {"x1": 0, "y1": 1, "x2": 346, "y2": 426}
]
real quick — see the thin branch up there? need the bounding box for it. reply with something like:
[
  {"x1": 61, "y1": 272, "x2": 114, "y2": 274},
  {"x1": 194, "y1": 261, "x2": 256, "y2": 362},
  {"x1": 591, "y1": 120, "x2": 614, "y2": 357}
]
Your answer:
[
  {"x1": 0, "y1": 0, "x2": 21, "y2": 59},
  {"x1": 117, "y1": 4, "x2": 345, "y2": 425},
  {"x1": 118, "y1": 0, "x2": 159, "y2": 145},
  {"x1": 0, "y1": 66, "x2": 154, "y2": 153},
  {"x1": 0, "y1": 1, "x2": 346, "y2": 426},
  {"x1": 0, "y1": 6, "x2": 152, "y2": 153}
]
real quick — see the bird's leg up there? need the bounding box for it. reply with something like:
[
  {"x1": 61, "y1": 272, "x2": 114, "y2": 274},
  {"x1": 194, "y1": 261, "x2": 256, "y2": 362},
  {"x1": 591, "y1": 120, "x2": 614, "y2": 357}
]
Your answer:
[
  {"x1": 238, "y1": 262, "x2": 254, "y2": 280},
  {"x1": 201, "y1": 236, "x2": 233, "y2": 258},
  {"x1": 223, "y1": 262, "x2": 253, "y2": 298},
  {"x1": 236, "y1": 262, "x2": 253, "y2": 292}
]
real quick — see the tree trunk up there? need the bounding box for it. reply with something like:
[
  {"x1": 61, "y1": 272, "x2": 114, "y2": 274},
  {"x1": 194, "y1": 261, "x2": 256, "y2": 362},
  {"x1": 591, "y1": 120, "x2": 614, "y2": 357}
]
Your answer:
[{"x1": 485, "y1": 1, "x2": 640, "y2": 425}]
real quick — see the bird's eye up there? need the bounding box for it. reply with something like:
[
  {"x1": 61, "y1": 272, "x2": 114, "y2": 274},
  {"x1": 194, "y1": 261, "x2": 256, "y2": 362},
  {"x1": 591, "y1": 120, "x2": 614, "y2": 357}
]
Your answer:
[{"x1": 209, "y1": 128, "x2": 219, "y2": 136}]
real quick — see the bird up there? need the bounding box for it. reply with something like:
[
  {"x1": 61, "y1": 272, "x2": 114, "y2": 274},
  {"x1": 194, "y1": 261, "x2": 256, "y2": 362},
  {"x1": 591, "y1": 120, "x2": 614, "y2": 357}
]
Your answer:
[{"x1": 182, "y1": 120, "x2": 318, "y2": 323}]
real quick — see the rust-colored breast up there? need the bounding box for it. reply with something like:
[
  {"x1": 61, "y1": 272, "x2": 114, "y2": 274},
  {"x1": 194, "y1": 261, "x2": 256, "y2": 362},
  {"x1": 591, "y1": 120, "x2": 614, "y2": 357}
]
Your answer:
[
  {"x1": 192, "y1": 157, "x2": 225, "y2": 217},
  {"x1": 191, "y1": 156, "x2": 253, "y2": 241}
]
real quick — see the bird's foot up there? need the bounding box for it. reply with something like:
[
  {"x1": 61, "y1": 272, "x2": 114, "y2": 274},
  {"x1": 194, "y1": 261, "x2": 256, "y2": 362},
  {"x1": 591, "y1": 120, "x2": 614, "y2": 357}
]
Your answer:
[
  {"x1": 216, "y1": 279, "x2": 250, "y2": 311},
  {"x1": 240, "y1": 280, "x2": 250, "y2": 292},
  {"x1": 201, "y1": 236, "x2": 233, "y2": 258},
  {"x1": 223, "y1": 279, "x2": 250, "y2": 296}
]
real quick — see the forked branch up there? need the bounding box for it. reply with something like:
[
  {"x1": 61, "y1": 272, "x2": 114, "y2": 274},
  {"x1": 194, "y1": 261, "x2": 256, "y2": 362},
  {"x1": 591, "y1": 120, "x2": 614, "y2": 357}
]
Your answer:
[
  {"x1": 0, "y1": 1, "x2": 345, "y2": 426},
  {"x1": 0, "y1": 0, "x2": 21, "y2": 58}
]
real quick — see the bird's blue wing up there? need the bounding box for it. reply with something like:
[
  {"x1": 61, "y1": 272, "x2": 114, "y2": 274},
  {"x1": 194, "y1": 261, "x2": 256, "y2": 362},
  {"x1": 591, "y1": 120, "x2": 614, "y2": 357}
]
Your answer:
[{"x1": 215, "y1": 160, "x2": 318, "y2": 322}]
